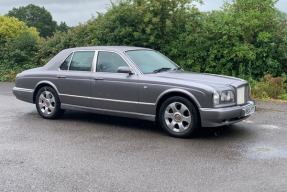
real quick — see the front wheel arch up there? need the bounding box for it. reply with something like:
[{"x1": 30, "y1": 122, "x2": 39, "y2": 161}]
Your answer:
[
  {"x1": 158, "y1": 96, "x2": 200, "y2": 138},
  {"x1": 155, "y1": 92, "x2": 201, "y2": 127}
]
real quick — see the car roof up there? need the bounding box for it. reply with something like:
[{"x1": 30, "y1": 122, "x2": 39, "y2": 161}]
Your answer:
[
  {"x1": 64, "y1": 46, "x2": 152, "y2": 52},
  {"x1": 43, "y1": 46, "x2": 153, "y2": 70}
]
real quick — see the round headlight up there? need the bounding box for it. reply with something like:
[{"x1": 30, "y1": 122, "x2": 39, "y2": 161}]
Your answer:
[{"x1": 221, "y1": 91, "x2": 234, "y2": 102}]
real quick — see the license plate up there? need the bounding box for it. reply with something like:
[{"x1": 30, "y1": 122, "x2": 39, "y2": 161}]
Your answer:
[{"x1": 242, "y1": 102, "x2": 255, "y2": 116}]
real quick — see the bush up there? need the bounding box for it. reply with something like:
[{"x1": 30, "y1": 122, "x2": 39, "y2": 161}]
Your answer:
[
  {"x1": 0, "y1": 15, "x2": 40, "y2": 81},
  {"x1": 1, "y1": 0, "x2": 287, "y2": 103},
  {"x1": 251, "y1": 74, "x2": 287, "y2": 99},
  {"x1": 0, "y1": 64, "x2": 21, "y2": 82},
  {"x1": 279, "y1": 93, "x2": 287, "y2": 100}
]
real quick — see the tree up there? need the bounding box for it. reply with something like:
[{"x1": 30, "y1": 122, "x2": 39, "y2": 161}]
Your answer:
[
  {"x1": 91, "y1": 0, "x2": 202, "y2": 51},
  {"x1": 38, "y1": 23, "x2": 93, "y2": 65},
  {"x1": 0, "y1": 15, "x2": 38, "y2": 43},
  {"x1": 39, "y1": 0, "x2": 286, "y2": 80},
  {"x1": 176, "y1": 0, "x2": 286, "y2": 79},
  {"x1": 7, "y1": 4, "x2": 57, "y2": 37},
  {"x1": 0, "y1": 15, "x2": 40, "y2": 81},
  {"x1": 57, "y1": 22, "x2": 70, "y2": 32}
]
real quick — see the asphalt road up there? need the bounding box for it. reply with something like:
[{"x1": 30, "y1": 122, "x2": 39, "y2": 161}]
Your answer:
[{"x1": 0, "y1": 82, "x2": 287, "y2": 192}]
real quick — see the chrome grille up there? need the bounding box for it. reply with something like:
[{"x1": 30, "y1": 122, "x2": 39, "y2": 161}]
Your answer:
[
  {"x1": 245, "y1": 84, "x2": 250, "y2": 103},
  {"x1": 237, "y1": 85, "x2": 250, "y2": 105}
]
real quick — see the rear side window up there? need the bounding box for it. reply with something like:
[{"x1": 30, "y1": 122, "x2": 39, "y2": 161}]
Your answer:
[
  {"x1": 60, "y1": 53, "x2": 72, "y2": 70},
  {"x1": 69, "y1": 51, "x2": 95, "y2": 71},
  {"x1": 96, "y1": 51, "x2": 129, "y2": 73}
]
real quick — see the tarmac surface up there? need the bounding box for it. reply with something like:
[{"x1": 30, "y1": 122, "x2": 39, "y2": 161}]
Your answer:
[{"x1": 0, "y1": 82, "x2": 287, "y2": 192}]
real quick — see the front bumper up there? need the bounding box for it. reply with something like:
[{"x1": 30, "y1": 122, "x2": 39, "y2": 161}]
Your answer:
[{"x1": 199, "y1": 101, "x2": 255, "y2": 127}]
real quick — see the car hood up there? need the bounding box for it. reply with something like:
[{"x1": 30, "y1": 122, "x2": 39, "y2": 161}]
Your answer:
[{"x1": 153, "y1": 70, "x2": 246, "y2": 88}]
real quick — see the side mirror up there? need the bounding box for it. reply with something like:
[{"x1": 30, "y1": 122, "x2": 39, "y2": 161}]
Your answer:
[{"x1": 117, "y1": 66, "x2": 133, "y2": 74}]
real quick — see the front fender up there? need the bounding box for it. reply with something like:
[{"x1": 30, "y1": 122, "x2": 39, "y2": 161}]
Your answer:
[{"x1": 155, "y1": 88, "x2": 202, "y2": 108}]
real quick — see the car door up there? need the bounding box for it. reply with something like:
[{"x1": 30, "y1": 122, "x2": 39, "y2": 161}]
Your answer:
[
  {"x1": 56, "y1": 51, "x2": 95, "y2": 107},
  {"x1": 91, "y1": 51, "x2": 139, "y2": 113}
]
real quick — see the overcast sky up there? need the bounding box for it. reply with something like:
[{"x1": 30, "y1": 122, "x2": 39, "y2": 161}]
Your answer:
[{"x1": 0, "y1": 0, "x2": 286, "y2": 26}]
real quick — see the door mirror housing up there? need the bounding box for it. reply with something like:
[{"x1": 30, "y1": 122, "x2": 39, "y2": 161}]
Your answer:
[{"x1": 117, "y1": 66, "x2": 133, "y2": 74}]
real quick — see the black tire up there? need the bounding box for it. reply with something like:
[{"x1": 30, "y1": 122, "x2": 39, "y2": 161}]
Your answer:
[
  {"x1": 159, "y1": 96, "x2": 200, "y2": 138},
  {"x1": 35, "y1": 86, "x2": 64, "y2": 119}
]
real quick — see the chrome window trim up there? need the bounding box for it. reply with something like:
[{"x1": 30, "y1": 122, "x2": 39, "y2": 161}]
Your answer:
[
  {"x1": 91, "y1": 50, "x2": 99, "y2": 73},
  {"x1": 59, "y1": 93, "x2": 155, "y2": 106},
  {"x1": 124, "y1": 50, "x2": 180, "y2": 74},
  {"x1": 58, "y1": 52, "x2": 74, "y2": 71},
  {"x1": 94, "y1": 50, "x2": 137, "y2": 75},
  {"x1": 68, "y1": 50, "x2": 95, "y2": 72},
  {"x1": 58, "y1": 50, "x2": 96, "y2": 72},
  {"x1": 157, "y1": 51, "x2": 181, "y2": 69},
  {"x1": 123, "y1": 51, "x2": 143, "y2": 75},
  {"x1": 67, "y1": 51, "x2": 75, "y2": 71}
]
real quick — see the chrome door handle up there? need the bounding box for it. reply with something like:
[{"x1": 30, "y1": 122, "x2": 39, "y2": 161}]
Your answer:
[
  {"x1": 94, "y1": 77, "x2": 104, "y2": 80},
  {"x1": 57, "y1": 75, "x2": 66, "y2": 79}
]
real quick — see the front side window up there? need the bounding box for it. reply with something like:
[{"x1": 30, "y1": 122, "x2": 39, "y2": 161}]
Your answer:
[
  {"x1": 96, "y1": 51, "x2": 129, "y2": 73},
  {"x1": 126, "y1": 50, "x2": 177, "y2": 74},
  {"x1": 60, "y1": 53, "x2": 72, "y2": 70},
  {"x1": 69, "y1": 51, "x2": 95, "y2": 71}
]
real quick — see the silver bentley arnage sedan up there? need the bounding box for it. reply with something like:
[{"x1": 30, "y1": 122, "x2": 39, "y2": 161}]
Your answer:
[{"x1": 13, "y1": 46, "x2": 255, "y2": 138}]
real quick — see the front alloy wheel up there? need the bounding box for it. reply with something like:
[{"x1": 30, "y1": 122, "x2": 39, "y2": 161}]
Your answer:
[{"x1": 159, "y1": 96, "x2": 199, "y2": 138}]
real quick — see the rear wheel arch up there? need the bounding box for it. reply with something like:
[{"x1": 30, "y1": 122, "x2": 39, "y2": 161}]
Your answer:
[
  {"x1": 33, "y1": 81, "x2": 59, "y2": 103},
  {"x1": 35, "y1": 86, "x2": 64, "y2": 119}
]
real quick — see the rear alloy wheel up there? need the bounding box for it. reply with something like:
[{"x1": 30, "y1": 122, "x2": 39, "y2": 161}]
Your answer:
[
  {"x1": 159, "y1": 96, "x2": 199, "y2": 138},
  {"x1": 35, "y1": 86, "x2": 64, "y2": 119}
]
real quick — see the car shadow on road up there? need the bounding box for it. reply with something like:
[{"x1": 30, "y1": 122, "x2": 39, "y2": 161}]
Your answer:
[
  {"x1": 57, "y1": 110, "x2": 250, "y2": 140},
  {"x1": 196, "y1": 124, "x2": 253, "y2": 140},
  {"x1": 60, "y1": 110, "x2": 164, "y2": 135}
]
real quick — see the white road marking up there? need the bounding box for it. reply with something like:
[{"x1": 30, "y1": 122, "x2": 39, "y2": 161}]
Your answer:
[{"x1": 260, "y1": 124, "x2": 280, "y2": 129}]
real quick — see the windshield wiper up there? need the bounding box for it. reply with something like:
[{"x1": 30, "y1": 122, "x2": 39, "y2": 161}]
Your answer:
[
  {"x1": 173, "y1": 67, "x2": 182, "y2": 70},
  {"x1": 153, "y1": 67, "x2": 171, "y2": 73}
]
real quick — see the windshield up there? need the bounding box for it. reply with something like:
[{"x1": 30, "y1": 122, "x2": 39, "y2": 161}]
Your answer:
[{"x1": 125, "y1": 50, "x2": 178, "y2": 74}]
